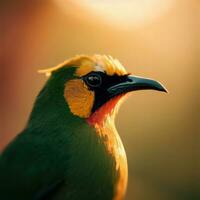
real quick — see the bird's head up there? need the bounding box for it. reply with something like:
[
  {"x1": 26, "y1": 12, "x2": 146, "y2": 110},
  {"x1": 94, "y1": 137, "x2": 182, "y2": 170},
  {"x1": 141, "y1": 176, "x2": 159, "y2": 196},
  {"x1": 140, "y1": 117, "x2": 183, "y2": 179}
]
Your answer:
[{"x1": 39, "y1": 55, "x2": 167, "y2": 126}]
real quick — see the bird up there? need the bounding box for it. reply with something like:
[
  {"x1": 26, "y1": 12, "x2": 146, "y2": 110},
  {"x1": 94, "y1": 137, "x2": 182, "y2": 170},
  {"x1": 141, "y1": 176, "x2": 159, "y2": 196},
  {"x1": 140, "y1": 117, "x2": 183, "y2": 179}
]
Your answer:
[{"x1": 0, "y1": 55, "x2": 167, "y2": 200}]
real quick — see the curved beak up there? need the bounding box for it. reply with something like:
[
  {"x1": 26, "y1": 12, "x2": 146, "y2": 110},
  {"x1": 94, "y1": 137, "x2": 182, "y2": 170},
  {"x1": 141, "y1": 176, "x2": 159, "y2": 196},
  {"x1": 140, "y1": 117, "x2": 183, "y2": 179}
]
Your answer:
[{"x1": 107, "y1": 75, "x2": 167, "y2": 97}]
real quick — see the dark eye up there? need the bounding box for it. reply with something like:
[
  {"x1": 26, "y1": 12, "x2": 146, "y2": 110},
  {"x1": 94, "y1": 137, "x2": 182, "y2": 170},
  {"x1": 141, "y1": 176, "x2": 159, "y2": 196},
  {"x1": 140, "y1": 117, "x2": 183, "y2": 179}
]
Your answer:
[{"x1": 85, "y1": 73, "x2": 102, "y2": 87}]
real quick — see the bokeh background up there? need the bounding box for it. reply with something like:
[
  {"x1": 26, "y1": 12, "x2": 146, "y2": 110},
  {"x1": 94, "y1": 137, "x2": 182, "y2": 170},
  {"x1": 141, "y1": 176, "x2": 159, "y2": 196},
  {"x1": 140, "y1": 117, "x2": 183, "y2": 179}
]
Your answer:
[{"x1": 0, "y1": 0, "x2": 199, "y2": 199}]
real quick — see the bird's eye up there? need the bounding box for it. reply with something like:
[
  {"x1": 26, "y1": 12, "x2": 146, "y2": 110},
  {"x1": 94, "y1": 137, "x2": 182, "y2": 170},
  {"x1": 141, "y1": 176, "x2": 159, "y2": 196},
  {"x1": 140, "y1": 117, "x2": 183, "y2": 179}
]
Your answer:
[{"x1": 85, "y1": 73, "x2": 102, "y2": 87}]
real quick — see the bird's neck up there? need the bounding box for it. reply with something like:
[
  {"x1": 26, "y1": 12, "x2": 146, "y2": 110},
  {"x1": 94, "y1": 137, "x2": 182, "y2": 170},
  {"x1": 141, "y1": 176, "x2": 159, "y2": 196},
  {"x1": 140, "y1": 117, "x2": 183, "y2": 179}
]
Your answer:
[
  {"x1": 86, "y1": 95, "x2": 128, "y2": 200},
  {"x1": 86, "y1": 95, "x2": 124, "y2": 126},
  {"x1": 26, "y1": 82, "x2": 128, "y2": 200}
]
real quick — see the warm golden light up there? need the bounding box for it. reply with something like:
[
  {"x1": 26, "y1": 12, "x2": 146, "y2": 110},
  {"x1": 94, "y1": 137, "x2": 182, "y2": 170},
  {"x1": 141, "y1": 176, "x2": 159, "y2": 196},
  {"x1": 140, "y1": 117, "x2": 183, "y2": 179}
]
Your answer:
[
  {"x1": 55, "y1": 0, "x2": 175, "y2": 27},
  {"x1": 1, "y1": 0, "x2": 198, "y2": 199}
]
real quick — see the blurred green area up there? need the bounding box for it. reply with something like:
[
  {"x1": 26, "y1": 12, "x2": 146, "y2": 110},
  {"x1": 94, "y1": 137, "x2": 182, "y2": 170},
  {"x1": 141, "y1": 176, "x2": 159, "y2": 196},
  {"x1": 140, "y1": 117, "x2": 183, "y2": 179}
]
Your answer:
[{"x1": 0, "y1": 0, "x2": 199, "y2": 199}]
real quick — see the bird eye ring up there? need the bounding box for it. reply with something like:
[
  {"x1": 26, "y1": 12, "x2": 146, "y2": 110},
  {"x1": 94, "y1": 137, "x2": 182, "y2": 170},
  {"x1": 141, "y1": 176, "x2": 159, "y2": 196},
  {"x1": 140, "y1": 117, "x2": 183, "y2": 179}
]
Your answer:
[{"x1": 84, "y1": 73, "x2": 102, "y2": 87}]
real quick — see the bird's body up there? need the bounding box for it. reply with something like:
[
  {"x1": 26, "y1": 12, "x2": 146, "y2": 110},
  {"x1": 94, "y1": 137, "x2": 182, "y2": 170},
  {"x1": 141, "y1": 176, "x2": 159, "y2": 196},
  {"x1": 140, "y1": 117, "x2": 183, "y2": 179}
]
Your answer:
[{"x1": 0, "y1": 55, "x2": 166, "y2": 200}]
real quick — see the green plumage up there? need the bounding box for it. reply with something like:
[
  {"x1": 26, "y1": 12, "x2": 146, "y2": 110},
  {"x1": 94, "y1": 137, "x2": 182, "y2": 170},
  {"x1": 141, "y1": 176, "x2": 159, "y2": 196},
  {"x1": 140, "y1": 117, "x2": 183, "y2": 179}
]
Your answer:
[
  {"x1": 0, "y1": 55, "x2": 167, "y2": 200},
  {"x1": 0, "y1": 67, "x2": 118, "y2": 200}
]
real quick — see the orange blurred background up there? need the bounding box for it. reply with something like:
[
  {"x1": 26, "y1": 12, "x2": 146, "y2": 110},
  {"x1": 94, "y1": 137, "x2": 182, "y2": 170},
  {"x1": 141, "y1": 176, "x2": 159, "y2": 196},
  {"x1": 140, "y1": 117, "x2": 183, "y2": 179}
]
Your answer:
[{"x1": 0, "y1": 0, "x2": 199, "y2": 199}]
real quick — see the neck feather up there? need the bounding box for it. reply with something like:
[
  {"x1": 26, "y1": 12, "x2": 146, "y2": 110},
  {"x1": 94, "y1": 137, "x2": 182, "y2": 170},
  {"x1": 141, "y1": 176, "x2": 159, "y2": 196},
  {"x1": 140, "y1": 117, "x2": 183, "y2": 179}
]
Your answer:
[{"x1": 86, "y1": 95, "x2": 125, "y2": 126}]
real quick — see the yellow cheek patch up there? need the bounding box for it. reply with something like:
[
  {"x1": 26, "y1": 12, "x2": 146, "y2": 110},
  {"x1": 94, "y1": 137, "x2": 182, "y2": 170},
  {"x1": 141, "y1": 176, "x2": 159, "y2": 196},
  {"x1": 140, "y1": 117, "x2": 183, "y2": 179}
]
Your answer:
[{"x1": 64, "y1": 79, "x2": 94, "y2": 118}]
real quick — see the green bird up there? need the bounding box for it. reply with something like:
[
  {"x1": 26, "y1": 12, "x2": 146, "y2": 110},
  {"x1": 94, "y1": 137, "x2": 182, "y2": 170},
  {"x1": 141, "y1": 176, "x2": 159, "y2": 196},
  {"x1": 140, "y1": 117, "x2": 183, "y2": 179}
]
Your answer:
[{"x1": 0, "y1": 55, "x2": 167, "y2": 200}]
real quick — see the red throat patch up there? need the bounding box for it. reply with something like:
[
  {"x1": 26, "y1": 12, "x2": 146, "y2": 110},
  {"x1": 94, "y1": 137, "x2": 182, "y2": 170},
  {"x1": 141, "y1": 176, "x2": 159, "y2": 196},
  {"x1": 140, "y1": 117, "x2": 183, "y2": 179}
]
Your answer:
[{"x1": 86, "y1": 95, "x2": 124, "y2": 126}]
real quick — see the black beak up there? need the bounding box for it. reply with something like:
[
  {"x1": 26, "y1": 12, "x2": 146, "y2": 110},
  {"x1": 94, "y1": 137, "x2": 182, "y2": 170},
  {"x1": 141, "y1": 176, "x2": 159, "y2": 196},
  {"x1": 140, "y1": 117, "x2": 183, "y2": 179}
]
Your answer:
[{"x1": 107, "y1": 75, "x2": 167, "y2": 97}]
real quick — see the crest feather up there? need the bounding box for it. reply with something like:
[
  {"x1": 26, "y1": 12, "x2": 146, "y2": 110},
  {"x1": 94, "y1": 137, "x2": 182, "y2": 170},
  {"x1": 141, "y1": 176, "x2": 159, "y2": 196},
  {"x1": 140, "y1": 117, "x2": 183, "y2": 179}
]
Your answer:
[
  {"x1": 38, "y1": 55, "x2": 93, "y2": 77},
  {"x1": 38, "y1": 55, "x2": 127, "y2": 77}
]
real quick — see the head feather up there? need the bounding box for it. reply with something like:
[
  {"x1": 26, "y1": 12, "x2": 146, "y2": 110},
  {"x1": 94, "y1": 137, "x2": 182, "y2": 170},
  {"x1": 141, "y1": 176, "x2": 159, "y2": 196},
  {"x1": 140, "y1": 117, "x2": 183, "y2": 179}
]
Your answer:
[{"x1": 38, "y1": 55, "x2": 127, "y2": 77}]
